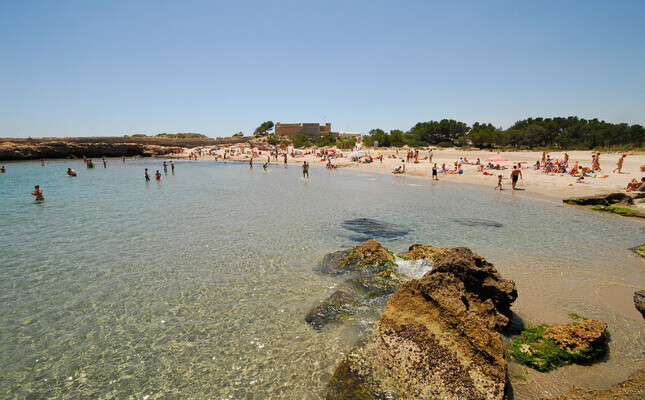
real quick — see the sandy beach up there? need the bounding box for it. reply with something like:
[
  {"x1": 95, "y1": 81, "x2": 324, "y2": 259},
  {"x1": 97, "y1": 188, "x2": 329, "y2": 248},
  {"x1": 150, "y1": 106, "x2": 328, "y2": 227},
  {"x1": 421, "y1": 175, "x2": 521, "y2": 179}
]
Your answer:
[{"x1": 178, "y1": 147, "x2": 645, "y2": 202}]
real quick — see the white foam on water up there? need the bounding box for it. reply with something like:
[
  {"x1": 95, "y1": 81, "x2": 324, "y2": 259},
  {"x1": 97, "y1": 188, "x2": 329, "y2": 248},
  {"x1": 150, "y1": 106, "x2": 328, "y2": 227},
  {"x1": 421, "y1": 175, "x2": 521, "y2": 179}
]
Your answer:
[{"x1": 394, "y1": 257, "x2": 433, "y2": 280}]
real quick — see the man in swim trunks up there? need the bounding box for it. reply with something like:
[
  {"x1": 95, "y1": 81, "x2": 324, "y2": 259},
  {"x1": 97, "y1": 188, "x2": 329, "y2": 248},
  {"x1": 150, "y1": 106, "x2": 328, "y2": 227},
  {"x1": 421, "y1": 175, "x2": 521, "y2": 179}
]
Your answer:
[
  {"x1": 32, "y1": 185, "x2": 44, "y2": 201},
  {"x1": 302, "y1": 161, "x2": 309, "y2": 178},
  {"x1": 163, "y1": 161, "x2": 168, "y2": 173},
  {"x1": 170, "y1": 161, "x2": 175, "y2": 172},
  {"x1": 145, "y1": 168, "x2": 150, "y2": 181},
  {"x1": 511, "y1": 165, "x2": 522, "y2": 190},
  {"x1": 432, "y1": 163, "x2": 438, "y2": 180}
]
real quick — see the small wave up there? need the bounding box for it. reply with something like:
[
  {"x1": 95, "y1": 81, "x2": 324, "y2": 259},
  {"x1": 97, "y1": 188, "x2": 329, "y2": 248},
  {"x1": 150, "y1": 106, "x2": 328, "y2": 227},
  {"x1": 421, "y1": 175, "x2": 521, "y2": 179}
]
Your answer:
[{"x1": 395, "y1": 257, "x2": 433, "y2": 280}]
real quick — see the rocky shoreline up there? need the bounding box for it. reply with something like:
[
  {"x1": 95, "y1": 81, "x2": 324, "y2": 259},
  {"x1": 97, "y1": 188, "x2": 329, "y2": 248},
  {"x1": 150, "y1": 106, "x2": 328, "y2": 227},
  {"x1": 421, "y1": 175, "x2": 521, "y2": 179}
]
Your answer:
[{"x1": 310, "y1": 240, "x2": 643, "y2": 399}]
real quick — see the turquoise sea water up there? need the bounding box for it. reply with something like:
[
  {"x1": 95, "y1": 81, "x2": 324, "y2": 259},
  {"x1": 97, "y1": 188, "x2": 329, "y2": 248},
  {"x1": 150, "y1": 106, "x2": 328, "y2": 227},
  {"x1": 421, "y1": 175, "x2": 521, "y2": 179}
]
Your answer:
[{"x1": 1, "y1": 158, "x2": 644, "y2": 399}]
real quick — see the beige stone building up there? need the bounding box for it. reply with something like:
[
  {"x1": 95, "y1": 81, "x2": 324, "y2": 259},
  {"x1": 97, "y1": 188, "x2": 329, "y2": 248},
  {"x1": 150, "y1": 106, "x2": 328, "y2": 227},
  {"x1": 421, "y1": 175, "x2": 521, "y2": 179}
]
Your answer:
[{"x1": 275, "y1": 122, "x2": 332, "y2": 136}]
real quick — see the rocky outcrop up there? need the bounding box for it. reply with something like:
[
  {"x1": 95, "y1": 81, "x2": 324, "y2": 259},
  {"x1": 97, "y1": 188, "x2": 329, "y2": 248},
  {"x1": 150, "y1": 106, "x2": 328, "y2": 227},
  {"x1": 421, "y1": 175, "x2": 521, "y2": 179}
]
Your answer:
[
  {"x1": 634, "y1": 290, "x2": 645, "y2": 319},
  {"x1": 397, "y1": 243, "x2": 450, "y2": 260},
  {"x1": 319, "y1": 240, "x2": 396, "y2": 275},
  {"x1": 544, "y1": 319, "x2": 608, "y2": 354},
  {"x1": 305, "y1": 290, "x2": 358, "y2": 330},
  {"x1": 0, "y1": 141, "x2": 155, "y2": 160},
  {"x1": 545, "y1": 368, "x2": 645, "y2": 400},
  {"x1": 351, "y1": 268, "x2": 406, "y2": 297},
  {"x1": 563, "y1": 193, "x2": 635, "y2": 206},
  {"x1": 326, "y1": 247, "x2": 517, "y2": 400}
]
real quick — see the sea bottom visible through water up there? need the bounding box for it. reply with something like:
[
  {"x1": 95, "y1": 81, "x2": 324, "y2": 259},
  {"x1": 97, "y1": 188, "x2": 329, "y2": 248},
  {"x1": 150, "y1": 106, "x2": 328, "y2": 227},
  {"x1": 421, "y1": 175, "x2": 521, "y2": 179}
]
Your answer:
[{"x1": 0, "y1": 158, "x2": 643, "y2": 399}]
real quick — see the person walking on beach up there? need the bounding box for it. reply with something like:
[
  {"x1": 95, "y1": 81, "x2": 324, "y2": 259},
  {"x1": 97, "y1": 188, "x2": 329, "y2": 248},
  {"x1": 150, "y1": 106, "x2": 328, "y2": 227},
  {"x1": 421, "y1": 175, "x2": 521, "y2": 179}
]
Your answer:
[
  {"x1": 145, "y1": 168, "x2": 150, "y2": 181},
  {"x1": 592, "y1": 152, "x2": 600, "y2": 171},
  {"x1": 432, "y1": 163, "x2": 438, "y2": 180},
  {"x1": 429, "y1": 149, "x2": 434, "y2": 163},
  {"x1": 511, "y1": 165, "x2": 522, "y2": 190},
  {"x1": 495, "y1": 175, "x2": 503, "y2": 190},
  {"x1": 302, "y1": 161, "x2": 309, "y2": 178},
  {"x1": 170, "y1": 161, "x2": 175, "y2": 172},
  {"x1": 613, "y1": 154, "x2": 626, "y2": 173},
  {"x1": 163, "y1": 161, "x2": 168, "y2": 173},
  {"x1": 32, "y1": 185, "x2": 44, "y2": 201}
]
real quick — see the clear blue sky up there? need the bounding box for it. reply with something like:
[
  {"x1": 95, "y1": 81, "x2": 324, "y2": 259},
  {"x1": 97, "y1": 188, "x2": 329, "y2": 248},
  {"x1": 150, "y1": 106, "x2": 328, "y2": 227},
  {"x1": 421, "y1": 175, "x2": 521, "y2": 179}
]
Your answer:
[{"x1": 1, "y1": 0, "x2": 644, "y2": 138}]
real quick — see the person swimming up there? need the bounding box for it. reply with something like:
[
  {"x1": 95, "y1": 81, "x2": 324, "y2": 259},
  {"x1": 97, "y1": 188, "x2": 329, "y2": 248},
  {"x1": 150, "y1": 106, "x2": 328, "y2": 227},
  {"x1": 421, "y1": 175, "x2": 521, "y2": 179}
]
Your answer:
[
  {"x1": 67, "y1": 168, "x2": 77, "y2": 176},
  {"x1": 32, "y1": 185, "x2": 44, "y2": 201},
  {"x1": 0, "y1": 165, "x2": 5, "y2": 173}
]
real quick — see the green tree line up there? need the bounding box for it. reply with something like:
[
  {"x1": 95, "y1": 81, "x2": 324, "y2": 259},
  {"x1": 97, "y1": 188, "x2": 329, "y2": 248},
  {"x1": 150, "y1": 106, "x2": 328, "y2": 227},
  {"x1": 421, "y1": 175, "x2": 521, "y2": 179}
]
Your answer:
[{"x1": 363, "y1": 117, "x2": 644, "y2": 150}]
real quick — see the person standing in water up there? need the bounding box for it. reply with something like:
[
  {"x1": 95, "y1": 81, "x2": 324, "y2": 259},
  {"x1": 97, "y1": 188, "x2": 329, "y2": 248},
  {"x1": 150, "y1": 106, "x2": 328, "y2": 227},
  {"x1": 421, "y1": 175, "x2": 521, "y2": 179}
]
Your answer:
[
  {"x1": 122, "y1": 155, "x2": 126, "y2": 163},
  {"x1": 163, "y1": 161, "x2": 168, "y2": 173},
  {"x1": 495, "y1": 175, "x2": 503, "y2": 190},
  {"x1": 102, "y1": 157, "x2": 107, "y2": 168},
  {"x1": 284, "y1": 153, "x2": 287, "y2": 165},
  {"x1": 511, "y1": 165, "x2": 522, "y2": 190},
  {"x1": 302, "y1": 161, "x2": 309, "y2": 178},
  {"x1": 432, "y1": 163, "x2": 438, "y2": 180},
  {"x1": 41, "y1": 159, "x2": 45, "y2": 167},
  {"x1": 155, "y1": 170, "x2": 161, "y2": 180},
  {"x1": 32, "y1": 185, "x2": 44, "y2": 201},
  {"x1": 249, "y1": 158, "x2": 253, "y2": 169},
  {"x1": 263, "y1": 163, "x2": 267, "y2": 171},
  {"x1": 170, "y1": 161, "x2": 175, "y2": 172},
  {"x1": 145, "y1": 168, "x2": 150, "y2": 181}
]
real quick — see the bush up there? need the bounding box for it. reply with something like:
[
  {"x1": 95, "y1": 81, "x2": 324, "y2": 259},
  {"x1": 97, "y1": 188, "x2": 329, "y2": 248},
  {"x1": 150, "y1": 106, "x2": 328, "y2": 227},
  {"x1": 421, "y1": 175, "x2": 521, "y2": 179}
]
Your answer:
[{"x1": 436, "y1": 141, "x2": 454, "y2": 148}]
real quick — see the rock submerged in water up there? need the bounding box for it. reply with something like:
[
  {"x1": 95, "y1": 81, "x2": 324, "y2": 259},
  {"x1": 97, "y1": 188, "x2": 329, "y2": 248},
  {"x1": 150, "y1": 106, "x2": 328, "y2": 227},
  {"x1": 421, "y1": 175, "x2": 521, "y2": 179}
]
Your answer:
[
  {"x1": 544, "y1": 368, "x2": 645, "y2": 400},
  {"x1": 563, "y1": 193, "x2": 635, "y2": 206},
  {"x1": 319, "y1": 240, "x2": 396, "y2": 275},
  {"x1": 326, "y1": 247, "x2": 517, "y2": 400},
  {"x1": 351, "y1": 268, "x2": 407, "y2": 297},
  {"x1": 634, "y1": 290, "x2": 645, "y2": 320},
  {"x1": 305, "y1": 290, "x2": 358, "y2": 330},
  {"x1": 341, "y1": 218, "x2": 409, "y2": 240}
]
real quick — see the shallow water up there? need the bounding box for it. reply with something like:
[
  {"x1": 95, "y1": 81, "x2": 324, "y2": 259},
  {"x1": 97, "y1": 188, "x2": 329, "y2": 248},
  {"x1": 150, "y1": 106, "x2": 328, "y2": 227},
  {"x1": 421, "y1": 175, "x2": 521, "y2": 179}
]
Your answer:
[{"x1": 0, "y1": 158, "x2": 643, "y2": 399}]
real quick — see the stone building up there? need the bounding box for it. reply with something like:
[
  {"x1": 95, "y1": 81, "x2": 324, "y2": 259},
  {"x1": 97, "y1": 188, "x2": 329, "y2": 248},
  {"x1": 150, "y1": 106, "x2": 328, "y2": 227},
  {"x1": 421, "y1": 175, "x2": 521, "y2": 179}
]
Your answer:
[{"x1": 275, "y1": 122, "x2": 332, "y2": 136}]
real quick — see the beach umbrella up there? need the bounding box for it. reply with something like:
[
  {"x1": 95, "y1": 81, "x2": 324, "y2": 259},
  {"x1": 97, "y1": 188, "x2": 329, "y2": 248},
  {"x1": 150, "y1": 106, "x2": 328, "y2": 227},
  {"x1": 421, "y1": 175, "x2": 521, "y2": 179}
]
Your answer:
[
  {"x1": 487, "y1": 156, "x2": 508, "y2": 161},
  {"x1": 372, "y1": 150, "x2": 382, "y2": 156}
]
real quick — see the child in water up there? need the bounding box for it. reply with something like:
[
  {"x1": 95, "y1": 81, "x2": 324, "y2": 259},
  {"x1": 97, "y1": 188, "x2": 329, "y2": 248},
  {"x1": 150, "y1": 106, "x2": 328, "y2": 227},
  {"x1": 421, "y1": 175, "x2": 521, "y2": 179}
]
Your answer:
[
  {"x1": 495, "y1": 175, "x2": 503, "y2": 190},
  {"x1": 155, "y1": 170, "x2": 162, "y2": 180},
  {"x1": 32, "y1": 185, "x2": 44, "y2": 201}
]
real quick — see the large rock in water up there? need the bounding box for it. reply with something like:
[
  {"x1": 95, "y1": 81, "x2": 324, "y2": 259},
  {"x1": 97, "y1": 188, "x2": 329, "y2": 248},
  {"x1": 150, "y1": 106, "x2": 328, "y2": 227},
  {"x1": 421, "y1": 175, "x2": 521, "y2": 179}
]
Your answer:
[
  {"x1": 319, "y1": 240, "x2": 396, "y2": 275},
  {"x1": 327, "y1": 247, "x2": 518, "y2": 400},
  {"x1": 545, "y1": 368, "x2": 645, "y2": 400},
  {"x1": 563, "y1": 193, "x2": 634, "y2": 206},
  {"x1": 634, "y1": 290, "x2": 645, "y2": 319}
]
